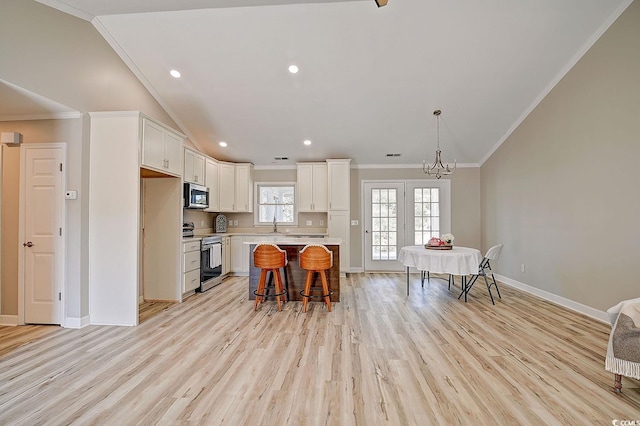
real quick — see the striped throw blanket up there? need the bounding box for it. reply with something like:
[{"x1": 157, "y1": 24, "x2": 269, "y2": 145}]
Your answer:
[{"x1": 606, "y1": 297, "x2": 640, "y2": 379}]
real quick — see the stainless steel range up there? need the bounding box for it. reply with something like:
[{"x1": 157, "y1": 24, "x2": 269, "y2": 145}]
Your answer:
[{"x1": 199, "y1": 235, "x2": 223, "y2": 292}]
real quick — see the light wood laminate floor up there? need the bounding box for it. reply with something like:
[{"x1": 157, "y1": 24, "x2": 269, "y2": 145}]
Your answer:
[{"x1": 1, "y1": 273, "x2": 639, "y2": 425}]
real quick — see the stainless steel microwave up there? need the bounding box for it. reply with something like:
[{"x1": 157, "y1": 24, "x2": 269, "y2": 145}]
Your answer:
[{"x1": 184, "y1": 182, "x2": 209, "y2": 209}]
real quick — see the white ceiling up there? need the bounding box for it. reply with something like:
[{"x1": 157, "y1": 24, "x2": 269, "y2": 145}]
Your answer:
[{"x1": 33, "y1": 0, "x2": 630, "y2": 167}]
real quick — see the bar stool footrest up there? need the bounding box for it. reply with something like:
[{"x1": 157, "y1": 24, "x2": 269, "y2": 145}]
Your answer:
[
  {"x1": 254, "y1": 289, "x2": 287, "y2": 298},
  {"x1": 299, "y1": 290, "x2": 334, "y2": 300}
]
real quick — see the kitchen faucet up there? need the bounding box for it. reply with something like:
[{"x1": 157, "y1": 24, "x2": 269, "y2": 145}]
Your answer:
[{"x1": 273, "y1": 215, "x2": 278, "y2": 233}]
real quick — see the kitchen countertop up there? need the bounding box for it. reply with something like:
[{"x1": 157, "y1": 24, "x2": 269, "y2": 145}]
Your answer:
[
  {"x1": 243, "y1": 237, "x2": 341, "y2": 245},
  {"x1": 184, "y1": 232, "x2": 329, "y2": 243},
  {"x1": 182, "y1": 236, "x2": 203, "y2": 242}
]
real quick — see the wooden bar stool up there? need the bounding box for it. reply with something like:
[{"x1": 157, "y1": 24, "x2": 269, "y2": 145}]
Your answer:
[
  {"x1": 299, "y1": 244, "x2": 333, "y2": 312},
  {"x1": 253, "y1": 243, "x2": 288, "y2": 311}
]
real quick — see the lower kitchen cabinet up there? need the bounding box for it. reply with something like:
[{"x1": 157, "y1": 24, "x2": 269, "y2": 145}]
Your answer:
[
  {"x1": 222, "y1": 236, "x2": 231, "y2": 275},
  {"x1": 230, "y1": 236, "x2": 246, "y2": 275},
  {"x1": 182, "y1": 240, "x2": 201, "y2": 295}
]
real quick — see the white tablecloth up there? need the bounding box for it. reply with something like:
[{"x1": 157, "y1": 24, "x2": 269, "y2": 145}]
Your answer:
[{"x1": 398, "y1": 246, "x2": 482, "y2": 276}]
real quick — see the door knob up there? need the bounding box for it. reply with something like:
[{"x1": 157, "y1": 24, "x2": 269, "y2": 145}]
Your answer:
[{"x1": 23, "y1": 241, "x2": 34, "y2": 247}]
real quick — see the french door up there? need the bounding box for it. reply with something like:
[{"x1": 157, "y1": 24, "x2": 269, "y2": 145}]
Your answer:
[
  {"x1": 363, "y1": 180, "x2": 451, "y2": 272},
  {"x1": 364, "y1": 183, "x2": 405, "y2": 271}
]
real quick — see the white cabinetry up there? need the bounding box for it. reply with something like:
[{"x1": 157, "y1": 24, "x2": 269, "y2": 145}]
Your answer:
[
  {"x1": 327, "y1": 159, "x2": 351, "y2": 274},
  {"x1": 328, "y1": 211, "x2": 350, "y2": 275},
  {"x1": 235, "y1": 163, "x2": 254, "y2": 213},
  {"x1": 230, "y1": 236, "x2": 247, "y2": 275},
  {"x1": 218, "y1": 162, "x2": 235, "y2": 212},
  {"x1": 297, "y1": 162, "x2": 327, "y2": 212},
  {"x1": 141, "y1": 118, "x2": 183, "y2": 177},
  {"x1": 184, "y1": 148, "x2": 205, "y2": 184},
  {"x1": 327, "y1": 159, "x2": 351, "y2": 211},
  {"x1": 204, "y1": 159, "x2": 219, "y2": 212},
  {"x1": 222, "y1": 236, "x2": 231, "y2": 275},
  {"x1": 182, "y1": 240, "x2": 201, "y2": 295},
  {"x1": 89, "y1": 112, "x2": 182, "y2": 325},
  {"x1": 218, "y1": 162, "x2": 254, "y2": 213}
]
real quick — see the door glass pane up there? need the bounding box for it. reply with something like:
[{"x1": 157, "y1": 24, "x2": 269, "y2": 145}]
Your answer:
[
  {"x1": 370, "y1": 187, "x2": 398, "y2": 261},
  {"x1": 413, "y1": 187, "x2": 441, "y2": 245},
  {"x1": 372, "y1": 246, "x2": 381, "y2": 260}
]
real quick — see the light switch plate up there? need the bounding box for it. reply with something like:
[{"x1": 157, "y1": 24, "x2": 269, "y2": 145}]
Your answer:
[
  {"x1": 351, "y1": 220, "x2": 359, "y2": 226},
  {"x1": 65, "y1": 190, "x2": 78, "y2": 200}
]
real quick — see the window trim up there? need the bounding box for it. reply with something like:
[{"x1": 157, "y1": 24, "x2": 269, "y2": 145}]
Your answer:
[{"x1": 253, "y1": 181, "x2": 298, "y2": 227}]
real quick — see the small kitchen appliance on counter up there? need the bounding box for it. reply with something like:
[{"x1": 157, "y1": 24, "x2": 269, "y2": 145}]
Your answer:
[{"x1": 183, "y1": 222, "x2": 195, "y2": 238}]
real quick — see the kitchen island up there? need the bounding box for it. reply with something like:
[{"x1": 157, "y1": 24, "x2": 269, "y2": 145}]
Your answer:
[{"x1": 245, "y1": 238, "x2": 341, "y2": 303}]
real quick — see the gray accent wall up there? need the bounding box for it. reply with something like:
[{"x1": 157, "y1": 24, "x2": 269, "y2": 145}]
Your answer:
[{"x1": 481, "y1": 0, "x2": 640, "y2": 311}]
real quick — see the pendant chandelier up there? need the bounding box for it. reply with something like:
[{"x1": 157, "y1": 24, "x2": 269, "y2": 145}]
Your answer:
[{"x1": 423, "y1": 109, "x2": 456, "y2": 179}]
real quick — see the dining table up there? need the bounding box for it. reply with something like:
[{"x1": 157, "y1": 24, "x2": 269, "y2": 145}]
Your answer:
[{"x1": 397, "y1": 245, "x2": 482, "y2": 300}]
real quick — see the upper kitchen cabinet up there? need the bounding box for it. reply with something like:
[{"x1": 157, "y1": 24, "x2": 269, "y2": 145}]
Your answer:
[
  {"x1": 204, "y1": 158, "x2": 219, "y2": 212},
  {"x1": 297, "y1": 162, "x2": 328, "y2": 212},
  {"x1": 141, "y1": 118, "x2": 184, "y2": 177},
  {"x1": 327, "y1": 159, "x2": 351, "y2": 211},
  {"x1": 235, "y1": 163, "x2": 254, "y2": 213},
  {"x1": 218, "y1": 162, "x2": 254, "y2": 212},
  {"x1": 218, "y1": 161, "x2": 235, "y2": 211},
  {"x1": 184, "y1": 148, "x2": 205, "y2": 184}
]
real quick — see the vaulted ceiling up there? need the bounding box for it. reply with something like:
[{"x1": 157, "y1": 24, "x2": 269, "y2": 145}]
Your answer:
[{"x1": 28, "y1": 0, "x2": 632, "y2": 166}]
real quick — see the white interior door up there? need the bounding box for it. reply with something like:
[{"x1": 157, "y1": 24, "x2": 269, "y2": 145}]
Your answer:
[
  {"x1": 22, "y1": 145, "x2": 64, "y2": 325},
  {"x1": 364, "y1": 182, "x2": 405, "y2": 272}
]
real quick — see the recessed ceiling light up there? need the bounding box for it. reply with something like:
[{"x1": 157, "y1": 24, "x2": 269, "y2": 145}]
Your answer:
[
  {"x1": 288, "y1": 65, "x2": 299, "y2": 74},
  {"x1": 169, "y1": 69, "x2": 181, "y2": 78},
  {"x1": 303, "y1": 140, "x2": 312, "y2": 146},
  {"x1": 219, "y1": 141, "x2": 227, "y2": 147}
]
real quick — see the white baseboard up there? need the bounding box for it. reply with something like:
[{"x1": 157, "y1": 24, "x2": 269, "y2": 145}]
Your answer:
[
  {"x1": 495, "y1": 274, "x2": 609, "y2": 323},
  {"x1": 0, "y1": 315, "x2": 19, "y2": 326},
  {"x1": 63, "y1": 315, "x2": 90, "y2": 329}
]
